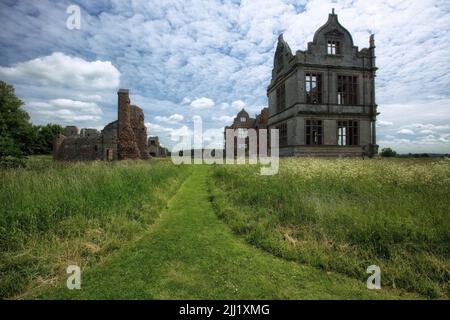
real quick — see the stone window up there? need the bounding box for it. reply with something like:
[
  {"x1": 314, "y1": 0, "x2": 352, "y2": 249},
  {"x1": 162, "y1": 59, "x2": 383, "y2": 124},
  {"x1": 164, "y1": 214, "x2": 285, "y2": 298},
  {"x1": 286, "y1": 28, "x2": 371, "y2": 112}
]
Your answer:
[
  {"x1": 305, "y1": 120, "x2": 323, "y2": 145},
  {"x1": 277, "y1": 123, "x2": 288, "y2": 147},
  {"x1": 305, "y1": 73, "x2": 322, "y2": 104},
  {"x1": 327, "y1": 40, "x2": 340, "y2": 55},
  {"x1": 240, "y1": 117, "x2": 246, "y2": 123},
  {"x1": 276, "y1": 84, "x2": 286, "y2": 112},
  {"x1": 337, "y1": 120, "x2": 359, "y2": 146},
  {"x1": 337, "y1": 75, "x2": 357, "y2": 105}
]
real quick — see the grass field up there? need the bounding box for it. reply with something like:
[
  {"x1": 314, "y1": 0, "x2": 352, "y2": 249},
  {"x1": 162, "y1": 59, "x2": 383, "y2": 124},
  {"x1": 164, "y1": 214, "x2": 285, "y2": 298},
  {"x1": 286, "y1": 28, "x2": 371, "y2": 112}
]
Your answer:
[
  {"x1": 210, "y1": 158, "x2": 450, "y2": 299},
  {"x1": 0, "y1": 156, "x2": 192, "y2": 298},
  {"x1": 31, "y1": 166, "x2": 416, "y2": 300},
  {"x1": 0, "y1": 156, "x2": 448, "y2": 299}
]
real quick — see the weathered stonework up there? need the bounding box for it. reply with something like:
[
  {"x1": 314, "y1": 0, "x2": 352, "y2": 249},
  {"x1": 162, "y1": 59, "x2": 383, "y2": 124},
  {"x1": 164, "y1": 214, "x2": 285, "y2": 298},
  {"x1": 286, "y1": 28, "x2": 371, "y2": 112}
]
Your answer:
[
  {"x1": 267, "y1": 11, "x2": 379, "y2": 157},
  {"x1": 53, "y1": 89, "x2": 149, "y2": 161},
  {"x1": 117, "y1": 89, "x2": 141, "y2": 160}
]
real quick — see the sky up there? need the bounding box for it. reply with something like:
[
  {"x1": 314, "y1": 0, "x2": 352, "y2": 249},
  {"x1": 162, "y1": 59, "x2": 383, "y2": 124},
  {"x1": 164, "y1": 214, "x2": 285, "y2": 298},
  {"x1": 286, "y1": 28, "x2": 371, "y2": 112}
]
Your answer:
[{"x1": 0, "y1": 0, "x2": 449, "y2": 153}]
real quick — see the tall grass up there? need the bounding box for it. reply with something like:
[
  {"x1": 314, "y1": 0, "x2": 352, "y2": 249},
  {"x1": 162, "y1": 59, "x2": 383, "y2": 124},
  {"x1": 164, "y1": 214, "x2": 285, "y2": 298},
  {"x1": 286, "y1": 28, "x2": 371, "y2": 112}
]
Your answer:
[
  {"x1": 0, "y1": 157, "x2": 191, "y2": 298},
  {"x1": 210, "y1": 158, "x2": 450, "y2": 298}
]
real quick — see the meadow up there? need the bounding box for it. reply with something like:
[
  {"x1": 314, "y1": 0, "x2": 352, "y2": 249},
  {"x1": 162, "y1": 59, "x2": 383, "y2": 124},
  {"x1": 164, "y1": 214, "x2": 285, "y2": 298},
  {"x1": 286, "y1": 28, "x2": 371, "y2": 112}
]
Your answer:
[
  {"x1": 0, "y1": 156, "x2": 191, "y2": 298},
  {"x1": 1, "y1": 156, "x2": 448, "y2": 299},
  {"x1": 210, "y1": 158, "x2": 450, "y2": 299}
]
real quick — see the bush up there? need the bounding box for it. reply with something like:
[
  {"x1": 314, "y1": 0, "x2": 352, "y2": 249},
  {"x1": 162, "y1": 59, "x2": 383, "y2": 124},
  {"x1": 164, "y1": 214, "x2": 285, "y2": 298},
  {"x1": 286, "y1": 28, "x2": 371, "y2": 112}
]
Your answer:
[{"x1": 381, "y1": 147, "x2": 397, "y2": 157}]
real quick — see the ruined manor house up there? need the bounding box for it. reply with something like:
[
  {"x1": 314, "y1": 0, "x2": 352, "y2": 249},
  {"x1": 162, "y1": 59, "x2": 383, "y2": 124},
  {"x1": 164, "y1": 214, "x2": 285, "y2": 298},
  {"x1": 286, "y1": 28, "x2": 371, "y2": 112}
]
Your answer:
[
  {"x1": 53, "y1": 89, "x2": 152, "y2": 161},
  {"x1": 266, "y1": 10, "x2": 379, "y2": 156}
]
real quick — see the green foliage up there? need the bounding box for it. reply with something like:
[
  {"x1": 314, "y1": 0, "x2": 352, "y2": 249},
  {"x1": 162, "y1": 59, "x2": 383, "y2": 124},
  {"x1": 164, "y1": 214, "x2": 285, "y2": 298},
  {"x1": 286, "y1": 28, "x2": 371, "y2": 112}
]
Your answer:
[
  {"x1": 381, "y1": 147, "x2": 397, "y2": 157},
  {"x1": 0, "y1": 81, "x2": 31, "y2": 159},
  {"x1": 0, "y1": 81, "x2": 64, "y2": 163},
  {"x1": 29, "y1": 123, "x2": 64, "y2": 155},
  {"x1": 210, "y1": 158, "x2": 450, "y2": 299},
  {"x1": 0, "y1": 158, "x2": 191, "y2": 298}
]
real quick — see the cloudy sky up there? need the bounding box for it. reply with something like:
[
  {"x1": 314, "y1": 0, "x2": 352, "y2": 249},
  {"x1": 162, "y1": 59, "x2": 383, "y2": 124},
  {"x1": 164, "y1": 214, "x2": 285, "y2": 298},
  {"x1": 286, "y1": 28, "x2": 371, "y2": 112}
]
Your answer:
[{"x1": 1, "y1": 0, "x2": 449, "y2": 153}]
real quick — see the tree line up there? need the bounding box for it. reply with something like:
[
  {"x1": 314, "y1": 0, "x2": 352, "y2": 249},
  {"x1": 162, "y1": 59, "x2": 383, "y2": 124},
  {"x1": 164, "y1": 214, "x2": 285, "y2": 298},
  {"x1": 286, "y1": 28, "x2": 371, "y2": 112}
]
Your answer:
[{"x1": 0, "y1": 81, "x2": 63, "y2": 167}]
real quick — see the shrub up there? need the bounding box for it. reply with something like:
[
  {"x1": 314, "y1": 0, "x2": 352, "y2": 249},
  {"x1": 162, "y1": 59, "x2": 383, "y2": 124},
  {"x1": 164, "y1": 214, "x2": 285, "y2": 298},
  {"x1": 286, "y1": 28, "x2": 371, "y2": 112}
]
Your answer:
[{"x1": 380, "y1": 147, "x2": 397, "y2": 157}]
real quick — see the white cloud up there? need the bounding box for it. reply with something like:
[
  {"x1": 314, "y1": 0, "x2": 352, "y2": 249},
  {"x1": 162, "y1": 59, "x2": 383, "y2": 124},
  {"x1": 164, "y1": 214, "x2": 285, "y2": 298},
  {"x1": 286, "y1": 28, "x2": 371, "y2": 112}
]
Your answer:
[
  {"x1": 26, "y1": 99, "x2": 103, "y2": 124},
  {"x1": 377, "y1": 120, "x2": 393, "y2": 127},
  {"x1": 212, "y1": 115, "x2": 234, "y2": 123},
  {"x1": 190, "y1": 97, "x2": 215, "y2": 109},
  {"x1": 397, "y1": 129, "x2": 415, "y2": 135},
  {"x1": 0, "y1": 52, "x2": 121, "y2": 90},
  {"x1": 154, "y1": 113, "x2": 184, "y2": 124},
  {"x1": 231, "y1": 100, "x2": 246, "y2": 110}
]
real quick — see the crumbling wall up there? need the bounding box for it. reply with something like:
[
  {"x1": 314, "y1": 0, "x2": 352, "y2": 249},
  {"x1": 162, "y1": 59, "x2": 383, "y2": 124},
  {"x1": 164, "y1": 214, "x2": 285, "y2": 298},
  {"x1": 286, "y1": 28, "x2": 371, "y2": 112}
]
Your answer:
[
  {"x1": 53, "y1": 130, "x2": 101, "y2": 161},
  {"x1": 101, "y1": 120, "x2": 118, "y2": 160},
  {"x1": 131, "y1": 105, "x2": 149, "y2": 159},
  {"x1": 53, "y1": 89, "x2": 149, "y2": 161},
  {"x1": 117, "y1": 89, "x2": 141, "y2": 160}
]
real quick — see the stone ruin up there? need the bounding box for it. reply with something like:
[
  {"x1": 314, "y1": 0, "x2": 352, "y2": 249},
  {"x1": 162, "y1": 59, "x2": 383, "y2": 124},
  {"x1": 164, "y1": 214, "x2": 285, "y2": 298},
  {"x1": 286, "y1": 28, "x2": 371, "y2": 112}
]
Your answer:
[
  {"x1": 148, "y1": 136, "x2": 169, "y2": 157},
  {"x1": 53, "y1": 89, "x2": 150, "y2": 161}
]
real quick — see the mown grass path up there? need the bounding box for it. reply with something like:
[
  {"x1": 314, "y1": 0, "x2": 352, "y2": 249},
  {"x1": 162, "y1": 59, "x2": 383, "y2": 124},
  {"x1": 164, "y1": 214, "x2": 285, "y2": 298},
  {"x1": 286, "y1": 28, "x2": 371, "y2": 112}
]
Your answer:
[{"x1": 36, "y1": 166, "x2": 417, "y2": 299}]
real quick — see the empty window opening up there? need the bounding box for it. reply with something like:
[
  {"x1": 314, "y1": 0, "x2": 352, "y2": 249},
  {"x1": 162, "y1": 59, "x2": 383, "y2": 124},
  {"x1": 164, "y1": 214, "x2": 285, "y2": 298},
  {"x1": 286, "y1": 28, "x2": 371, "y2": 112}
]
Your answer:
[
  {"x1": 306, "y1": 120, "x2": 323, "y2": 145},
  {"x1": 337, "y1": 75, "x2": 357, "y2": 105},
  {"x1": 305, "y1": 73, "x2": 322, "y2": 104},
  {"x1": 338, "y1": 120, "x2": 359, "y2": 146}
]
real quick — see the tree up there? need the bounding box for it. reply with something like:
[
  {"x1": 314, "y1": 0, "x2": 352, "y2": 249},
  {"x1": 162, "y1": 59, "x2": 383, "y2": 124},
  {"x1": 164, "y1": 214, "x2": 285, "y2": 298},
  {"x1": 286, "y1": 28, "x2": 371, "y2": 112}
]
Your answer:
[
  {"x1": 0, "y1": 82, "x2": 64, "y2": 167},
  {"x1": 0, "y1": 81, "x2": 33, "y2": 159},
  {"x1": 380, "y1": 147, "x2": 397, "y2": 157}
]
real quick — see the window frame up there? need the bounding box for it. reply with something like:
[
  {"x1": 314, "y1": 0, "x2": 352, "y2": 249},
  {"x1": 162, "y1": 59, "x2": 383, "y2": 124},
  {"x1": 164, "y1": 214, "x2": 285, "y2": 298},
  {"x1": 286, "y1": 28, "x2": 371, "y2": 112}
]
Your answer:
[
  {"x1": 305, "y1": 72, "x2": 322, "y2": 104},
  {"x1": 305, "y1": 119, "x2": 323, "y2": 145},
  {"x1": 337, "y1": 120, "x2": 359, "y2": 146},
  {"x1": 327, "y1": 40, "x2": 341, "y2": 55},
  {"x1": 337, "y1": 75, "x2": 358, "y2": 106}
]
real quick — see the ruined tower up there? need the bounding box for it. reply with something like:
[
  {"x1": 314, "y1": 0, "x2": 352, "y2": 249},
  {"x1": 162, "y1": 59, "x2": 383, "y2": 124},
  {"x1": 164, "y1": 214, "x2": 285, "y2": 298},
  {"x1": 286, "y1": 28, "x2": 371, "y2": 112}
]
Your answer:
[{"x1": 117, "y1": 89, "x2": 141, "y2": 160}]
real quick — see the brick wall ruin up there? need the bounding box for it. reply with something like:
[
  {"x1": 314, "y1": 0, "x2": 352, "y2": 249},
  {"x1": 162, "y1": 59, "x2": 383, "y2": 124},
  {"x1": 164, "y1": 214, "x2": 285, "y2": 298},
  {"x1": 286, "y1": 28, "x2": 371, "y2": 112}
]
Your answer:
[{"x1": 53, "y1": 89, "x2": 149, "y2": 161}]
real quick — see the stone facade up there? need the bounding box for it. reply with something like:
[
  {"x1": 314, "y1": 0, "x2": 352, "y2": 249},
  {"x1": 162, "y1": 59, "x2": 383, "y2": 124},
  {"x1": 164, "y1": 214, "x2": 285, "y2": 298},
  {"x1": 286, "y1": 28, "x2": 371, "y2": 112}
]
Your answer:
[
  {"x1": 267, "y1": 11, "x2": 379, "y2": 157},
  {"x1": 224, "y1": 107, "x2": 268, "y2": 156},
  {"x1": 53, "y1": 89, "x2": 149, "y2": 161}
]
